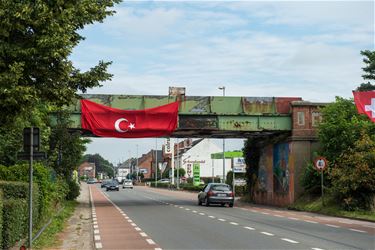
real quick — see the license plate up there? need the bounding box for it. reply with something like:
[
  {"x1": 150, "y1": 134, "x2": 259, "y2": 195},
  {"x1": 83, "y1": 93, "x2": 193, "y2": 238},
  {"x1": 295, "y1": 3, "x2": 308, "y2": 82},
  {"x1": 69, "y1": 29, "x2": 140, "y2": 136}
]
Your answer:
[{"x1": 217, "y1": 194, "x2": 226, "y2": 197}]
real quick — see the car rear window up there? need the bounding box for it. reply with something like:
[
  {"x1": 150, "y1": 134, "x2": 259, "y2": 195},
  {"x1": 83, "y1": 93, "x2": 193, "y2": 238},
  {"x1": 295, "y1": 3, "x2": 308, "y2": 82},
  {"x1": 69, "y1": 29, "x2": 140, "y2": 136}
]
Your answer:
[{"x1": 211, "y1": 185, "x2": 231, "y2": 191}]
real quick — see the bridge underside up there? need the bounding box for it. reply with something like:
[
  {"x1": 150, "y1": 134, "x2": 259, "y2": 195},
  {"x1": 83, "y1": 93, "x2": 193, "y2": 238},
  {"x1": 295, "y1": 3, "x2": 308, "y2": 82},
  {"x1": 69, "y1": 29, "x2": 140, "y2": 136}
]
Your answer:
[{"x1": 58, "y1": 94, "x2": 302, "y2": 139}]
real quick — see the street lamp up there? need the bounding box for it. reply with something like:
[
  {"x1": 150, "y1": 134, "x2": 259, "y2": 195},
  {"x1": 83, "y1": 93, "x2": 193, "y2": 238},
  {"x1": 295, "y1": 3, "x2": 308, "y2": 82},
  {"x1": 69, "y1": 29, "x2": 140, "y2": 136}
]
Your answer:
[{"x1": 218, "y1": 86, "x2": 226, "y2": 183}]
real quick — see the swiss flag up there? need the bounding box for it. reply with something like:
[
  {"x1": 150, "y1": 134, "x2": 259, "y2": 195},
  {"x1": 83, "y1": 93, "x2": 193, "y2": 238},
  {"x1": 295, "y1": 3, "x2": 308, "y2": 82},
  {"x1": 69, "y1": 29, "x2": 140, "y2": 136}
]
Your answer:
[
  {"x1": 353, "y1": 91, "x2": 375, "y2": 123},
  {"x1": 81, "y1": 99, "x2": 179, "y2": 138}
]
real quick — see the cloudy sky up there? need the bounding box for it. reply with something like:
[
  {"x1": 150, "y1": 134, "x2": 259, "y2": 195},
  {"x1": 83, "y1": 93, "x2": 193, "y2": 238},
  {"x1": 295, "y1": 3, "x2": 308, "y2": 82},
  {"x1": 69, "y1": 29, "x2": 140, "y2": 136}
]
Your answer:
[{"x1": 71, "y1": 0, "x2": 374, "y2": 164}]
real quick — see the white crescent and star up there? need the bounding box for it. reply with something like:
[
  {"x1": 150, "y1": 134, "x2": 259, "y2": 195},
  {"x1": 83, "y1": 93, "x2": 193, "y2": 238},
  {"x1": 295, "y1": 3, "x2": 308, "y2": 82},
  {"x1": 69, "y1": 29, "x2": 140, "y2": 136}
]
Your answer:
[{"x1": 114, "y1": 118, "x2": 136, "y2": 133}]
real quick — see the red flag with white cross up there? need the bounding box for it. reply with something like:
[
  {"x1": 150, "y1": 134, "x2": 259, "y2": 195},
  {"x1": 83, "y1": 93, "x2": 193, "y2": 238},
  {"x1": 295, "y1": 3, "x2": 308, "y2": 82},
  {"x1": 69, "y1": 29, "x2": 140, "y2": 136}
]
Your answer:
[{"x1": 353, "y1": 91, "x2": 375, "y2": 123}]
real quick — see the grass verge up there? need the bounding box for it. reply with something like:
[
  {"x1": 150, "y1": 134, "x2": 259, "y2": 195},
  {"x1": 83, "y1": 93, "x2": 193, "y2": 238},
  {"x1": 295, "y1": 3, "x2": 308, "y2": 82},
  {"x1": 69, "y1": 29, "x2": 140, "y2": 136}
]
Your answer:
[
  {"x1": 289, "y1": 194, "x2": 375, "y2": 222},
  {"x1": 32, "y1": 200, "x2": 78, "y2": 249}
]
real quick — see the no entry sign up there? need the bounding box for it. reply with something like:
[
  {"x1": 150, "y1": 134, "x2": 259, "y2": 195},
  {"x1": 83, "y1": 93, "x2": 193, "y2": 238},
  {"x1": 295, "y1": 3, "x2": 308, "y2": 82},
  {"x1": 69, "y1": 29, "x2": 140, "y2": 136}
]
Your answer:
[{"x1": 314, "y1": 157, "x2": 328, "y2": 171}]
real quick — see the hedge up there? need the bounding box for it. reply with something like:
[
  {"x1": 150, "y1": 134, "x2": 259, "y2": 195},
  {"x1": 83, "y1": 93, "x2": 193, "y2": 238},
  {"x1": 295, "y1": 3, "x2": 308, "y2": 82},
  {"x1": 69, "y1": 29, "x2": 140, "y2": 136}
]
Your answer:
[
  {"x1": 0, "y1": 181, "x2": 40, "y2": 225},
  {"x1": 2, "y1": 198, "x2": 28, "y2": 249},
  {"x1": 0, "y1": 190, "x2": 3, "y2": 249}
]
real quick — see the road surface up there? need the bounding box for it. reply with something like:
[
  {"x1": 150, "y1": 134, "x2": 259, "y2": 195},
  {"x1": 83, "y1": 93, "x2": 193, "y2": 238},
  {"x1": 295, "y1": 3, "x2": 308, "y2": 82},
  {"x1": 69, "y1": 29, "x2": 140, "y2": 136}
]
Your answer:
[{"x1": 90, "y1": 185, "x2": 374, "y2": 250}]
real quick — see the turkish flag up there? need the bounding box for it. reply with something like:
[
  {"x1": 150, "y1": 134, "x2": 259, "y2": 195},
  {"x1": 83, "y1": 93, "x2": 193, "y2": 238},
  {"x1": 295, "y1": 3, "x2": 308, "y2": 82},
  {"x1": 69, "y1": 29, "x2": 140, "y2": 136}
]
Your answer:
[
  {"x1": 353, "y1": 91, "x2": 375, "y2": 122},
  {"x1": 81, "y1": 99, "x2": 179, "y2": 138}
]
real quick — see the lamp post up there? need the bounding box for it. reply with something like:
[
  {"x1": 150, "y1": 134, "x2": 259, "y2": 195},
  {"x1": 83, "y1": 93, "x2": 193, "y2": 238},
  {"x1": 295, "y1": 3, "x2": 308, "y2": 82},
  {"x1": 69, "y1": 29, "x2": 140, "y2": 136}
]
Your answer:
[
  {"x1": 218, "y1": 86, "x2": 226, "y2": 183},
  {"x1": 155, "y1": 138, "x2": 158, "y2": 187},
  {"x1": 136, "y1": 144, "x2": 139, "y2": 182}
]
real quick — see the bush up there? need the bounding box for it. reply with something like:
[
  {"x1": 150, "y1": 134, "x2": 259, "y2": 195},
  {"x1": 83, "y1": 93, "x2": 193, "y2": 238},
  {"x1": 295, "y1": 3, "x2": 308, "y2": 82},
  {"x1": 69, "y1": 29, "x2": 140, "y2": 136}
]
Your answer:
[
  {"x1": 234, "y1": 185, "x2": 247, "y2": 196},
  {"x1": 66, "y1": 180, "x2": 80, "y2": 201},
  {"x1": 2, "y1": 198, "x2": 28, "y2": 249},
  {"x1": 0, "y1": 190, "x2": 3, "y2": 248},
  {"x1": 180, "y1": 183, "x2": 204, "y2": 192},
  {"x1": 201, "y1": 177, "x2": 221, "y2": 184}
]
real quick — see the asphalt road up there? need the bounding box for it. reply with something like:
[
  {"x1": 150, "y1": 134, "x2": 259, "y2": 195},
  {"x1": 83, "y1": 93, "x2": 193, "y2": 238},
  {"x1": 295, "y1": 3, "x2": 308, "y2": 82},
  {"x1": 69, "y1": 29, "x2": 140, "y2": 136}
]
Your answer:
[{"x1": 101, "y1": 186, "x2": 374, "y2": 250}]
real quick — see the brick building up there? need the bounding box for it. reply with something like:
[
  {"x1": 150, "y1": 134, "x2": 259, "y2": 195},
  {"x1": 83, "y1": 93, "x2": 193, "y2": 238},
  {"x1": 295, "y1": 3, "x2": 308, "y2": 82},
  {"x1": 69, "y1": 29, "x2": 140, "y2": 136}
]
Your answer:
[{"x1": 78, "y1": 162, "x2": 96, "y2": 178}]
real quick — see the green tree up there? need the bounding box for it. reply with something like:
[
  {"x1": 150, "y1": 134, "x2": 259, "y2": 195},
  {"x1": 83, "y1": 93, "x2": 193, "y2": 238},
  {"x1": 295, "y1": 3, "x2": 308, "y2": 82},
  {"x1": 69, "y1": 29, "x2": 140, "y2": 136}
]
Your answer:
[
  {"x1": 0, "y1": 0, "x2": 120, "y2": 127},
  {"x1": 174, "y1": 168, "x2": 186, "y2": 177},
  {"x1": 331, "y1": 133, "x2": 375, "y2": 210},
  {"x1": 81, "y1": 154, "x2": 114, "y2": 178},
  {"x1": 356, "y1": 50, "x2": 375, "y2": 91}
]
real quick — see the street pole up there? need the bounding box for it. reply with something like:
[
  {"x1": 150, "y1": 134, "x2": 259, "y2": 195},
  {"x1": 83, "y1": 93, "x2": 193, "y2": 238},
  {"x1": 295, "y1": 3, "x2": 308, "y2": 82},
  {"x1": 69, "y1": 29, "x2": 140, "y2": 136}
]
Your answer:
[
  {"x1": 321, "y1": 170, "x2": 324, "y2": 206},
  {"x1": 155, "y1": 138, "x2": 158, "y2": 187},
  {"x1": 219, "y1": 86, "x2": 226, "y2": 183},
  {"x1": 212, "y1": 158, "x2": 214, "y2": 183},
  {"x1": 171, "y1": 139, "x2": 175, "y2": 186},
  {"x1": 176, "y1": 139, "x2": 179, "y2": 189},
  {"x1": 28, "y1": 127, "x2": 33, "y2": 249},
  {"x1": 136, "y1": 144, "x2": 139, "y2": 182}
]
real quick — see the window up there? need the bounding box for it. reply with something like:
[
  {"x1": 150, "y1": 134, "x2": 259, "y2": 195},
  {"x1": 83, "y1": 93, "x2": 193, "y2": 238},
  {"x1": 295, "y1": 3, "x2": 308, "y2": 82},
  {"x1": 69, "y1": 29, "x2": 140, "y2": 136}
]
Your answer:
[
  {"x1": 312, "y1": 112, "x2": 322, "y2": 127},
  {"x1": 297, "y1": 111, "x2": 305, "y2": 126}
]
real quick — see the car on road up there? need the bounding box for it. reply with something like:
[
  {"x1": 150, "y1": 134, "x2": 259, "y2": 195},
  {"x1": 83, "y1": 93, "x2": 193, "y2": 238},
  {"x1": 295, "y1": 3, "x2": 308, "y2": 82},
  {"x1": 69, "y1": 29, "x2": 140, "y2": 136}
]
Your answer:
[
  {"x1": 106, "y1": 180, "x2": 120, "y2": 191},
  {"x1": 87, "y1": 178, "x2": 97, "y2": 184},
  {"x1": 122, "y1": 180, "x2": 134, "y2": 189},
  {"x1": 101, "y1": 179, "x2": 111, "y2": 188},
  {"x1": 198, "y1": 183, "x2": 234, "y2": 207}
]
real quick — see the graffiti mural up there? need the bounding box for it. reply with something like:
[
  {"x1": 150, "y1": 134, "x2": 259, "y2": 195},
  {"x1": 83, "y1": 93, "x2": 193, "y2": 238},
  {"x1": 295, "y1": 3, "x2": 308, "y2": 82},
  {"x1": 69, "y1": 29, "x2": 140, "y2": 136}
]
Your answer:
[
  {"x1": 258, "y1": 148, "x2": 268, "y2": 191},
  {"x1": 273, "y1": 143, "x2": 290, "y2": 193}
]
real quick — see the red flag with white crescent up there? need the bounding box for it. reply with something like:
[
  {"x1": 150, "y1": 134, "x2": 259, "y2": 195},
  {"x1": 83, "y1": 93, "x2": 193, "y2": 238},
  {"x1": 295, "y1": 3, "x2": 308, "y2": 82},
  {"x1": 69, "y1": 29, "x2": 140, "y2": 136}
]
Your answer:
[
  {"x1": 81, "y1": 100, "x2": 179, "y2": 138},
  {"x1": 353, "y1": 91, "x2": 375, "y2": 123}
]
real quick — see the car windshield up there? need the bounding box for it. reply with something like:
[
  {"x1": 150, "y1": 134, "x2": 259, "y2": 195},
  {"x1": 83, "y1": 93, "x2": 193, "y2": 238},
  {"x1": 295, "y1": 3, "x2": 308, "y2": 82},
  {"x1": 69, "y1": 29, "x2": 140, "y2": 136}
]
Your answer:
[
  {"x1": 110, "y1": 181, "x2": 118, "y2": 185},
  {"x1": 211, "y1": 185, "x2": 231, "y2": 191}
]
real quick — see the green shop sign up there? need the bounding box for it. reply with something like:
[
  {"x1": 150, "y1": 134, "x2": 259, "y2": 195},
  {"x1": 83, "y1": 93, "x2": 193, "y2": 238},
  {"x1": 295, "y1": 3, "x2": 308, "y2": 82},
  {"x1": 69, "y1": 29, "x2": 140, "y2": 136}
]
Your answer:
[{"x1": 193, "y1": 163, "x2": 200, "y2": 186}]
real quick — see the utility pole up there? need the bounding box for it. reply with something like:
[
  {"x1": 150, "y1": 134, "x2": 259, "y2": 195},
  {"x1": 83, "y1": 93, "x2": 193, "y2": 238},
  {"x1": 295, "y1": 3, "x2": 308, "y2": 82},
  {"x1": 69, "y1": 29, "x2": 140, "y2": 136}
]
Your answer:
[
  {"x1": 218, "y1": 86, "x2": 226, "y2": 183},
  {"x1": 176, "y1": 139, "x2": 180, "y2": 189},
  {"x1": 155, "y1": 138, "x2": 158, "y2": 187},
  {"x1": 136, "y1": 144, "x2": 139, "y2": 182}
]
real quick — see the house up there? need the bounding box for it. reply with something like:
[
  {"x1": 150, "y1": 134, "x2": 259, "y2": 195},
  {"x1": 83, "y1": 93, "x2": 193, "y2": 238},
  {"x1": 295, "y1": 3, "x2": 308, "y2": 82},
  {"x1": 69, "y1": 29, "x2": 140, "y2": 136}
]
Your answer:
[
  {"x1": 78, "y1": 162, "x2": 96, "y2": 178},
  {"x1": 137, "y1": 150, "x2": 163, "y2": 179}
]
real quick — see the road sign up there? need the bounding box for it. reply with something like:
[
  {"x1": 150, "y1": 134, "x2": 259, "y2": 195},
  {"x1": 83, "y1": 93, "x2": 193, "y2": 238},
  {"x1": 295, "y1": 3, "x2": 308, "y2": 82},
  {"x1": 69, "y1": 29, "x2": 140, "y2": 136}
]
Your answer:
[
  {"x1": 193, "y1": 163, "x2": 200, "y2": 186},
  {"x1": 314, "y1": 157, "x2": 327, "y2": 171}
]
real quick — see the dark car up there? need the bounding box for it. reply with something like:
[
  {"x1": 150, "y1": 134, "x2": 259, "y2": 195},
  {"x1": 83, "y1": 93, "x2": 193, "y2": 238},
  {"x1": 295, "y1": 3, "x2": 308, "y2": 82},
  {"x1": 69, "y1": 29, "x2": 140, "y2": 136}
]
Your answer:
[
  {"x1": 106, "y1": 180, "x2": 120, "y2": 191},
  {"x1": 198, "y1": 183, "x2": 234, "y2": 207},
  {"x1": 101, "y1": 179, "x2": 111, "y2": 188}
]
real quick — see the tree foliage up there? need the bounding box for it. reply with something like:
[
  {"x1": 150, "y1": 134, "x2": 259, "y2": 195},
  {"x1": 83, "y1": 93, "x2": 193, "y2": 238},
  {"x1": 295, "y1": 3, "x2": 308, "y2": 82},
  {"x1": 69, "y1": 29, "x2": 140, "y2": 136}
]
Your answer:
[
  {"x1": 0, "y1": 0, "x2": 120, "y2": 127},
  {"x1": 356, "y1": 50, "x2": 375, "y2": 91},
  {"x1": 81, "y1": 154, "x2": 114, "y2": 178}
]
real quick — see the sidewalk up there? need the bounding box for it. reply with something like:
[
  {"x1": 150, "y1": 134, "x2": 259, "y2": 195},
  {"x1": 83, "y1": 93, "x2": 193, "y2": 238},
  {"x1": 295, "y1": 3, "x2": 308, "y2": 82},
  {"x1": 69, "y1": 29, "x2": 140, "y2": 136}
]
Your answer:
[{"x1": 52, "y1": 182, "x2": 93, "y2": 250}]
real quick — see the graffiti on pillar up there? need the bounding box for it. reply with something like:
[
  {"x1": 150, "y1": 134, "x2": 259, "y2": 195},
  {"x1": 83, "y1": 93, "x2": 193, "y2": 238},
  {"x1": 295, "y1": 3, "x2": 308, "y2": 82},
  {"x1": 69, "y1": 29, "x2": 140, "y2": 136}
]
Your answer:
[
  {"x1": 258, "y1": 148, "x2": 268, "y2": 191},
  {"x1": 273, "y1": 143, "x2": 290, "y2": 193}
]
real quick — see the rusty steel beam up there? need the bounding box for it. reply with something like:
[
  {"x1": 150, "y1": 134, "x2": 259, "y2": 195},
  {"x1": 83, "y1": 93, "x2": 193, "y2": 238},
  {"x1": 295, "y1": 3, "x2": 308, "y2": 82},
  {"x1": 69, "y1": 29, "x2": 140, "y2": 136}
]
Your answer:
[{"x1": 54, "y1": 94, "x2": 301, "y2": 138}]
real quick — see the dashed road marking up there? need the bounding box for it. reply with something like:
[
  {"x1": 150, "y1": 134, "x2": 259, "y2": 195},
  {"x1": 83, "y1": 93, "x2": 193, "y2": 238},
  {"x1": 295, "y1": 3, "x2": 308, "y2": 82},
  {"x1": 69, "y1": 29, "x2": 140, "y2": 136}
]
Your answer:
[
  {"x1": 349, "y1": 228, "x2": 366, "y2": 233},
  {"x1": 218, "y1": 218, "x2": 226, "y2": 222},
  {"x1": 179, "y1": 206, "x2": 184, "y2": 208},
  {"x1": 199, "y1": 212, "x2": 205, "y2": 215},
  {"x1": 230, "y1": 222, "x2": 239, "y2": 225},
  {"x1": 274, "y1": 214, "x2": 284, "y2": 218},
  {"x1": 185, "y1": 208, "x2": 190, "y2": 211},
  {"x1": 146, "y1": 239, "x2": 156, "y2": 245},
  {"x1": 140, "y1": 232, "x2": 148, "y2": 237},
  {"x1": 312, "y1": 248, "x2": 325, "y2": 250},
  {"x1": 131, "y1": 223, "x2": 137, "y2": 226},
  {"x1": 127, "y1": 219, "x2": 133, "y2": 222},
  {"x1": 325, "y1": 224, "x2": 340, "y2": 228},
  {"x1": 261, "y1": 232, "x2": 274, "y2": 236},
  {"x1": 93, "y1": 225, "x2": 98, "y2": 229},
  {"x1": 95, "y1": 242, "x2": 103, "y2": 249},
  {"x1": 261, "y1": 212, "x2": 270, "y2": 215},
  {"x1": 94, "y1": 235, "x2": 101, "y2": 241},
  {"x1": 281, "y1": 238, "x2": 299, "y2": 243},
  {"x1": 155, "y1": 248, "x2": 162, "y2": 250},
  {"x1": 288, "y1": 217, "x2": 299, "y2": 220},
  {"x1": 192, "y1": 210, "x2": 197, "y2": 213},
  {"x1": 94, "y1": 229, "x2": 100, "y2": 234},
  {"x1": 135, "y1": 227, "x2": 142, "y2": 231},
  {"x1": 244, "y1": 226, "x2": 255, "y2": 230},
  {"x1": 304, "y1": 220, "x2": 318, "y2": 224},
  {"x1": 209, "y1": 216, "x2": 215, "y2": 218}
]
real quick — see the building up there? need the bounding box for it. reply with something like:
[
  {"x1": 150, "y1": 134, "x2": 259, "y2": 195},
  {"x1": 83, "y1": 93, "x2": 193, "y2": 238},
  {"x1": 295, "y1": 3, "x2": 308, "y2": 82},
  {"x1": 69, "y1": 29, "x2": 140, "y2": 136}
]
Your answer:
[
  {"x1": 163, "y1": 139, "x2": 233, "y2": 180},
  {"x1": 78, "y1": 162, "x2": 96, "y2": 178},
  {"x1": 137, "y1": 150, "x2": 163, "y2": 179}
]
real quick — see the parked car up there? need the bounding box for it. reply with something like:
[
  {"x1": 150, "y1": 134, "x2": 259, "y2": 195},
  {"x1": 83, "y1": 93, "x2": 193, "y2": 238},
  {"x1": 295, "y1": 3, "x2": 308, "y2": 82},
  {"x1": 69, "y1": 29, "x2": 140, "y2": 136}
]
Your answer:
[
  {"x1": 158, "y1": 179, "x2": 170, "y2": 183},
  {"x1": 198, "y1": 183, "x2": 234, "y2": 207},
  {"x1": 122, "y1": 180, "x2": 134, "y2": 189},
  {"x1": 87, "y1": 178, "x2": 97, "y2": 184},
  {"x1": 101, "y1": 179, "x2": 111, "y2": 188},
  {"x1": 106, "y1": 180, "x2": 120, "y2": 191}
]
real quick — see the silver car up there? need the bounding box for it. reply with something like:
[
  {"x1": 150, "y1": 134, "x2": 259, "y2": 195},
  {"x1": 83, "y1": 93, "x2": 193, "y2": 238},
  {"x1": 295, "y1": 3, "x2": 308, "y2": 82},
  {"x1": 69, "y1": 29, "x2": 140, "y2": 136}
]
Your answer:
[
  {"x1": 122, "y1": 180, "x2": 134, "y2": 189},
  {"x1": 198, "y1": 183, "x2": 234, "y2": 207}
]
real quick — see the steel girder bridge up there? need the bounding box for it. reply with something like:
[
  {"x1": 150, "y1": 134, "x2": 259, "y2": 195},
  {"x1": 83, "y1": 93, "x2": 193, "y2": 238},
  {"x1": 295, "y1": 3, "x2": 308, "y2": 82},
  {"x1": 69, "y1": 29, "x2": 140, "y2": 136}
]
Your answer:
[{"x1": 55, "y1": 94, "x2": 302, "y2": 138}]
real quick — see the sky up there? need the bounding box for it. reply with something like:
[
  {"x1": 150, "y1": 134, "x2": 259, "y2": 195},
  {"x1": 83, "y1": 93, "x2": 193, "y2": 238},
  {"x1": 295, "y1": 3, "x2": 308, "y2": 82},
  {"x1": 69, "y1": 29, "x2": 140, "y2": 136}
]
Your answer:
[{"x1": 71, "y1": 0, "x2": 374, "y2": 164}]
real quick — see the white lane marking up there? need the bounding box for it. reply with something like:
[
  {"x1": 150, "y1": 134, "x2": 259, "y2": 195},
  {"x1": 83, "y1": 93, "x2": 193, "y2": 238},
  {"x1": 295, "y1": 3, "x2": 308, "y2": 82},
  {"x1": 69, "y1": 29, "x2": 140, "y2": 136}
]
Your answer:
[
  {"x1": 281, "y1": 238, "x2": 299, "y2": 244},
  {"x1": 349, "y1": 228, "x2": 366, "y2": 233},
  {"x1": 95, "y1": 242, "x2": 103, "y2": 249},
  {"x1": 304, "y1": 220, "x2": 318, "y2": 224},
  {"x1": 209, "y1": 216, "x2": 215, "y2": 219},
  {"x1": 140, "y1": 232, "x2": 148, "y2": 237},
  {"x1": 192, "y1": 210, "x2": 197, "y2": 213},
  {"x1": 94, "y1": 235, "x2": 101, "y2": 241},
  {"x1": 125, "y1": 216, "x2": 129, "y2": 219},
  {"x1": 288, "y1": 217, "x2": 299, "y2": 220},
  {"x1": 312, "y1": 248, "x2": 325, "y2": 250},
  {"x1": 179, "y1": 206, "x2": 184, "y2": 208},
  {"x1": 230, "y1": 222, "x2": 239, "y2": 225},
  {"x1": 261, "y1": 232, "x2": 274, "y2": 236},
  {"x1": 94, "y1": 229, "x2": 100, "y2": 234},
  {"x1": 261, "y1": 212, "x2": 270, "y2": 215},
  {"x1": 274, "y1": 214, "x2": 284, "y2": 218},
  {"x1": 93, "y1": 225, "x2": 98, "y2": 229},
  {"x1": 325, "y1": 224, "x2": 340, "y2": 228},
  {"x1": 218, "y1": 218, "x2": 226, "y2": 222},
  {"x1": 185, "y1": 208, "x2": 190, "y2": 211},
  {"x1": 146, "y1": 239, "x2": 156, "y2": 245},
  {"x1": 93, "y1": 221, "x2": 98, "y2": 225},
  {"x1": 135, "y1": 227, "x2": 141, "y2": 231},
  {"x1": 127, "y1": 219, "x2": 133, "y2": 222},
  {"x1": 199, "y1": 212, "x2": 205, "y2": 215},
  {"x1": 131, "y1": 223, "x2": 137, "y2": 226},
  {"x1": 244, "y1": 226, "x2": 255, "y2": 230},
  {"x1": 155, "y1": 248, "x2": 162, "y2": 250}
]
